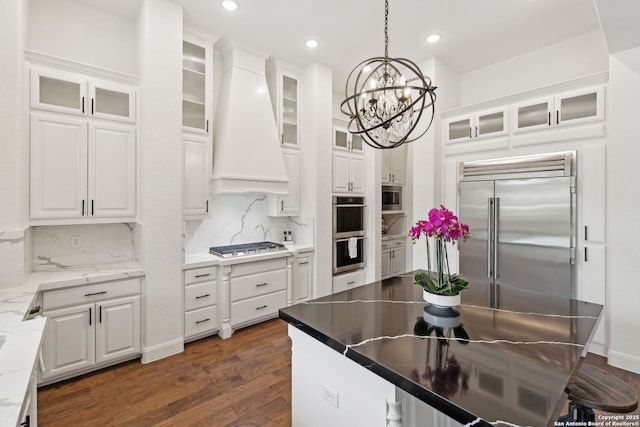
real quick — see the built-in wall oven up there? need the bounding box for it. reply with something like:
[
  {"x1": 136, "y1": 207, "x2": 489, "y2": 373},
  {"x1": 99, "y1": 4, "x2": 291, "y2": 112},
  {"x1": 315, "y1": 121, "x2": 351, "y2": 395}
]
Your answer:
[{"x1": 333, "y1": 196, "x2": 365, "y2": 274}]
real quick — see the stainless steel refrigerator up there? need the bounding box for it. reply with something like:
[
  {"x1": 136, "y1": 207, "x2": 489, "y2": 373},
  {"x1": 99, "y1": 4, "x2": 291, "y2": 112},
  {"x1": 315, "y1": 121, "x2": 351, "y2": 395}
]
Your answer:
[{"x1": 458, "y1": 152, "x2": 576, "y2": 301}]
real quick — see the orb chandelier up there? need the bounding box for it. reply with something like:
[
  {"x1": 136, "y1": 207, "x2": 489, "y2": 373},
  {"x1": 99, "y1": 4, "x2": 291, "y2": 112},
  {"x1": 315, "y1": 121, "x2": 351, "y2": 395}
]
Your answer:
[{"x1": 340, "y1": 0, "x2": 437, "y2": 149}]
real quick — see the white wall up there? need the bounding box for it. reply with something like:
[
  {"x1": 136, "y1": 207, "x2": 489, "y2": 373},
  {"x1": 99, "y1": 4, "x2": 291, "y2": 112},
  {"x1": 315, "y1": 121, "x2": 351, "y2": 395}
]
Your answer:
[
  {"x1": 0, "y1": 0, "x2": 29, "y2": 287},
  {"x1": 28, "y1": 0, "x2": 137, "y2": 75},
  {"x1": 607, "y1": 46, "x2": 640, "y2": 373},
  {"x1": 461, "y1": 30, "x2": 608, "y2": 105},
  {"x1": 137, "y1": 0, "x2": 184, "y2": 363}
]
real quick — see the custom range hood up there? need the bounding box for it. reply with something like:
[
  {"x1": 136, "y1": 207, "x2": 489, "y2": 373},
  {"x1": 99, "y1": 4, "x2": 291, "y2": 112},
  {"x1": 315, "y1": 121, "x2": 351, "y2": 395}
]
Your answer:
[{"x1": 211, "y1": 39, "x2": 289, "y2": 195}]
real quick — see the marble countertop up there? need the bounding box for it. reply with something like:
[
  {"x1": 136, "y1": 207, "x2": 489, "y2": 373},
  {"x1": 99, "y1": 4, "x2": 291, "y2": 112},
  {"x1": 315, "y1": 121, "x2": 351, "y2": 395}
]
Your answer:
[
  {"x1": 279, "y1": 271, "x2": 603, "y2": 427},
  {"x1": 183, "y1": 244, "x2": 314, "y2": 269},
  {"x1": 0, "y1": 263, "x2": 144, "y2": 426}
]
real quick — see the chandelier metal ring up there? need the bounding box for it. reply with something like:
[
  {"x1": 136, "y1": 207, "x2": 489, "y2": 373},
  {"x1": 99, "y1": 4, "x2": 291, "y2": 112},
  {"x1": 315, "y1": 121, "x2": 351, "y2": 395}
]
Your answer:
[{"x1": 341, "y1": 0, "x2": 437, "y2": 149}]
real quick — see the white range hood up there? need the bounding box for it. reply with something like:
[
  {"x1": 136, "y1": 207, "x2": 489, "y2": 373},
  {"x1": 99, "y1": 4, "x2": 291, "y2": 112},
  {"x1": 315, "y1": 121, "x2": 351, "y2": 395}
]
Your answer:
[{"x1": 211, "y1": 39, "x2": 289, "y2": 195}]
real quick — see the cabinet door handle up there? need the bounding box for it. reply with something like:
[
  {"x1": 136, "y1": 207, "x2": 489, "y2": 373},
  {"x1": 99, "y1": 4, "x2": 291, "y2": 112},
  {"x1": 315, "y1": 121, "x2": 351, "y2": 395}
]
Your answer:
[
  {"x1": 91, "y1": 199, "x2": 94, "y2": 216},
  {"x1": 584, "y1": 247, "x2": 588, "y2": 262},
  {"x1": 20, "y1": 415, "x2": 30, "y2": 427},
  {"x1": 82, "y1": 96, "x2": 85, "y2": 113},
  {"x1": 195, "y1": 294, "x2": 210, "y2": 299},
  {"x1": 299, "y1": 261, "x2": 309, "y2": 265},
  {"x1": 99, "y1": 305, "x2": 102, "y2": 323},
  {"x1": 85, "y1": 291, "x2": 107, "y2": 297},
  {"x1": 347, "y1": 281, "x2": 355, "y2": 285},
  {"x1": 91, "y1": 98, "x2": 95, "y2": 115},
  {"x1": 548, "y1": 112, "x2": 551, "y2": 126},
  {"x1": 195, "y1": 318, "x2": 210, "y2": 324},
  {"x1": 469, "y1": 127, "x2": 472, "y2": 138},
  {"x1": 89, "y1": 307, "x2": 92, "y2": 326},
  {"x1": 281, "y1": 200, "x2": 284, "y2": 211},
  {"x1": 256, "y1": 304, "x2": 268, "y2": 310},
  {"x1": 475, "y1": 125, "x2": 478, "y2": 138},
  {"x1": 256, "y1": 282, "x2": 269, "y2": 287},
  {"x1": 584, "y1": 225, "x2": 588, "y2": 241},
  {"x1": 194, "y1": 273, "x2": 210, "y2": 278},
  {"x1": 206, "y1": 120, "x2": 209, "y2": 133},
  {"x1": 556, "y1": 110, "x2": 559, "y2": 125},
  {"x1": 206, "y1": 200, "x2": 209, "y2": 213},
  {"x1": 82, "y1": 199, "x2": 85, "y2": 216}
]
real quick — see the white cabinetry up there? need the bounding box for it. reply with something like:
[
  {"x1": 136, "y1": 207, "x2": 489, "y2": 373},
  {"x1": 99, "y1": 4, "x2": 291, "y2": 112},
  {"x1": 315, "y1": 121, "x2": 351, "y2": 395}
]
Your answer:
[
  {"x1": 184, "y1": 266, "x2": 218, "y2": 340},
  {"x1": 333, "y1": 269, "x2": 365, "y2": 294},
  {"x1": 513, "y1": 86, "x2": 604, "y2": 133},
  {"x1": 183, "y1": 135, "x2": 210, "y2": 219},
  {"x1": 293, "y1": 251, "x2": 313, "y2": 303},
  {"x1": 579, "y1": 143, "x2": 606, "y2": 243},
  {"x1": 18, "y1": 371, "x2": 37, "y2": 427},
  {"x1": 268, "y1": 148, "x2": 301, "y2": 216},
  {"x1": 381, "y1": 237, "x2": 405, "y2": 280},
  {"x1": 381, "y1": 145, "x2": 406, "y2": 184},
  {"x1": 182, "y1": 32, "x2": 213, "y2": 219},
  {"x1": 230, "y1": 258, "x2": 287, "y2": 329},
  {"x1": 267, "y1": 60, "x2": 300, "y2": 147},
  {"x1": 333, "y1": 151, "x2": 365, "y2": 194},
  {"x1": 30, "y1": 67, "x2": 136, "y2": 123},
  {"x1": 444, "y1": 107, "x2": 509, "y2": 143},
  {"x1": 40, "y1": 278, "x2": 141, "y2": 384},
  {"x1": 182, "y1": 34, "x2": 212, "y2": 133},
  {"x1": 333, "y1": 125, "x2": 365, "y2": 194},
  {"x1": 30, "y1": 112, "x2": 136, "y2": 221}
]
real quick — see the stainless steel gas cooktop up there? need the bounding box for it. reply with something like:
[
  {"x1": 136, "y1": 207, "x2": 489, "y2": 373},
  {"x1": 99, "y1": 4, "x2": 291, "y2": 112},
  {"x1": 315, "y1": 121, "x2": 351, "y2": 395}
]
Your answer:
[{"x1": 209, "y1": 241, "x2": 286, "y2": 258}]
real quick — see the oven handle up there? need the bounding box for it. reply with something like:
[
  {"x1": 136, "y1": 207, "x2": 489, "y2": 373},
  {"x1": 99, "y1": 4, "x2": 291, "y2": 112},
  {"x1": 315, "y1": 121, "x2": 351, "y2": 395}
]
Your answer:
[
  {"x1": 334, "y1": 237, "x2": 366, "y2": 243},
  {"x1": 334, "y1": 204, "x2": 366, "y2": 208}
]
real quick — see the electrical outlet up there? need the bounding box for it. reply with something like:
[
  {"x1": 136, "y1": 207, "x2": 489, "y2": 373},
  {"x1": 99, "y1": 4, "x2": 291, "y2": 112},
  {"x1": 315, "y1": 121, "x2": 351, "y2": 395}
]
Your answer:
[
  {"x1": 71, "y1": 236, "x2": 81, "y2": 248},
  {"x1": 321, "y1": 383, "x2": 339, "y2": 408}
]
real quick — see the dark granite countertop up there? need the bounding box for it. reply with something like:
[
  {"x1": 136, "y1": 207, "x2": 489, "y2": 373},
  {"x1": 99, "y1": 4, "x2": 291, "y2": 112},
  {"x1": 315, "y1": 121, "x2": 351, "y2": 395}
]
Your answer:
[{"x1": 279, "y1": 271, "x2": 603, "y2": 427}]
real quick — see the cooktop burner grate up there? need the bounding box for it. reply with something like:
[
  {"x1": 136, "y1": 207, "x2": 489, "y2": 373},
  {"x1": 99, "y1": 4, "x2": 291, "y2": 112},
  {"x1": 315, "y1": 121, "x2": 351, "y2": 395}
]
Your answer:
[{"x1": 209, "y1": 241, "x2": 285, "y2": 258}]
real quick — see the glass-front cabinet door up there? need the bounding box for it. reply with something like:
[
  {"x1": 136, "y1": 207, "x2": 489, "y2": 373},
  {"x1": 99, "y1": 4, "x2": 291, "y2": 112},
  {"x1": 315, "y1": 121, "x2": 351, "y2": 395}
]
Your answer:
[
  {"x1": 182, "y1": 39, "x2": 211, "y2": 133},
  {"x1": 281, "y1": 75, "x2": 298, "y2": 146},
  {"x1": 31, "y1": 67, "x2": 136, "y2": 123},
  {"x1": 556, "y1": 86, "x2": 604, "y2": 127},
  {"x1": 513, "y1": 98, "x2": 553, "y2": 133},
  {"x1": 30, "y1": 68, "x2": 87, "y2": 116}
]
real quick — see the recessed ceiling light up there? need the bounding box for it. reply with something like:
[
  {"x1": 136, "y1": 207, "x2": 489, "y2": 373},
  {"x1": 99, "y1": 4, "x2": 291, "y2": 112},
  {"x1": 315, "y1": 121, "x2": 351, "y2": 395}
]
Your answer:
[
  {"x1": 426, "y1": 34, "x2": 440, "y2": 44},
  {"x1": 221, "y1": 0, "x2": 238, "y2": 11},
  {"x1": 305, "y1": 39, "x2": 318, "y2": 49}
]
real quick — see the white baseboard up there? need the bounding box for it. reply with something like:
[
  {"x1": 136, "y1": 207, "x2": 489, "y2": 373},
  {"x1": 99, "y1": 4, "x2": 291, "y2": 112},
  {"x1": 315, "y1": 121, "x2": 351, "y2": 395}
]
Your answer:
[
  {"x1": 607, "y1": 349, "x2": 640, "y2": 374},
  {"x1": 142, "y1": 337, "x2": 184, "y2": 363},
  {"x1": 587, "y1": 342, "x2": 606, "y2": 356}
]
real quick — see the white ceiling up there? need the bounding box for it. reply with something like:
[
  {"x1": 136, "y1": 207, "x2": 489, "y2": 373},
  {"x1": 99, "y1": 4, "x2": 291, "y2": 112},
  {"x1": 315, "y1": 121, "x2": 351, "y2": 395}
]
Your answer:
[{"x1": 75, "y1": 0, "x2": 603, "y2": 93}]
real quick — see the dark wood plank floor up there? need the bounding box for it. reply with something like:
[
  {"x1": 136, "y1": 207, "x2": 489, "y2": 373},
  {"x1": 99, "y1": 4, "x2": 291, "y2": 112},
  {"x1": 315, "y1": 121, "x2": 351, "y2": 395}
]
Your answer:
[{"x1": 38, "y1": 319, "x2": 640, "y2": 427}]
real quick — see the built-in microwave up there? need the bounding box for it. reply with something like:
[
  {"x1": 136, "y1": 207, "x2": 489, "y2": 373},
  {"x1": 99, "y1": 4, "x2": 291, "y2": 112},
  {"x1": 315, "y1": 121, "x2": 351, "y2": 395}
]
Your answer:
[{"x1": 382, "y1": 185, "x2": 402, "y2": 211}]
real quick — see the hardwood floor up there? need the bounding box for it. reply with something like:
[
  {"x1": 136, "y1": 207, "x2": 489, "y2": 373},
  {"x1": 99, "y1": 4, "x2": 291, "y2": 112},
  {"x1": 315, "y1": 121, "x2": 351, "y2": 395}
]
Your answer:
[
  {"x1": 38, "y1": 319, "x2": 640, "y2": 427},
  {"x1": 38, "y1": 319, "x2": 292, "y2": 427}
]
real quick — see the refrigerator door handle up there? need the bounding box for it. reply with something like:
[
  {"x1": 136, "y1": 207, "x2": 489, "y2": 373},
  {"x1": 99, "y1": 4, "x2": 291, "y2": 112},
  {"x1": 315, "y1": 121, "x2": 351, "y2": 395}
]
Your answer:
[
  {"x1": 488, "y1": 197, "x2": 494, "y2": 279},
  {"x1": 494, "y1": 197, "x2": 500, "y2": 279}
]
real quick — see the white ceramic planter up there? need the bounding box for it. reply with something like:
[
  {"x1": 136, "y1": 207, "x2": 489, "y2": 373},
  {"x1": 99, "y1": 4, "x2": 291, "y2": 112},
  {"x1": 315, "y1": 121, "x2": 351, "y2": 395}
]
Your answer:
[{"x1": 422, "y1": 289, "x2": 461, "y2": 307}]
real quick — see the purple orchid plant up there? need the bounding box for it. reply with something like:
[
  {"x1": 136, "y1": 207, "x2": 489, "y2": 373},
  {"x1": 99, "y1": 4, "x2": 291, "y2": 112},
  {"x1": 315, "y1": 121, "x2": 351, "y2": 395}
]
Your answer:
[{"x1": 409, "y1": 205, "x2": 470, "y2": 296}]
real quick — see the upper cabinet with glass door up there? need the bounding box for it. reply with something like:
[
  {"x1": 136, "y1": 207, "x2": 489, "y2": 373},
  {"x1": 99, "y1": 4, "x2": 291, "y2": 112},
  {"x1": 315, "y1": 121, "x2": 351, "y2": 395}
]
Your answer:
[
  {"x1": 513, "y1": 86, "x2": 604, "y2": 133},
  {"x1": 444, "y1": 106, "x2": 509, "y2": 143},
  {"x1": 266, "y1": 60, "x2": 301, "y2": 147},
  {"x1": 183, "y1": 36, "x2": 212, "y2": 134},
  {"x1": 30, "y1": 67, "x2": 136, "y2": 123},
  {"x1": 333, "y1": 126, "x2": 364, "y2": 153}
]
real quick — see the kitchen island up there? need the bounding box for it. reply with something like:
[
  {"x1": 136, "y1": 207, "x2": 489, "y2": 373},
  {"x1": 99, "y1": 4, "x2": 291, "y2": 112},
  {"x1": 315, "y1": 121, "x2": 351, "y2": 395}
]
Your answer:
[{"x1": 279, "y1": 272, "x2": 603, "y2": 426}]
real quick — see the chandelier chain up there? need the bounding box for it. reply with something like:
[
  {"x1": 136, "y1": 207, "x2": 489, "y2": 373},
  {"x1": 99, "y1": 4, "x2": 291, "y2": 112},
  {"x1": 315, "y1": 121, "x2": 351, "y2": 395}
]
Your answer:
[{"x1": 384, "y1": 0, "x2": 389, "y2": 58}]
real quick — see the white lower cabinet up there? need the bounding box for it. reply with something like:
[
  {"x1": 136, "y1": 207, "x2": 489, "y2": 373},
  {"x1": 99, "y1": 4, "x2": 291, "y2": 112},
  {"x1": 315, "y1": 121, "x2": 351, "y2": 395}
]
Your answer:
[
  {"x1": 39, "y1": 278, "x2": 141, "y2": 384},
  {"x1": 381, "y1": 238, "x2": 405, "y2": 280},
  {"x1": 19, "y1": 371, "x2": 37, "y2": 427},
  {"x1": 230, "y1": 258, "x2": 287, "y2": 329},
  {"x1": 332, "y1": 269, "x2": 365, "y2": 294},
  {"x1": 293, "y1": 251, "x2": 313, "y2": 303},
  {"x1": 184, "y1": 266, "x2": 219, "y2": 341}
]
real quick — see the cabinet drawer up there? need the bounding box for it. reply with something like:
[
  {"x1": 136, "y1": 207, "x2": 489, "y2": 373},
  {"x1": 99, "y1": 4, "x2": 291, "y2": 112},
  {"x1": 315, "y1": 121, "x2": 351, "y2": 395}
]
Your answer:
[
  {"x1": 231, "y1": 268, "x2": 286, "y2": 302},
  {"x1": 231, "y1": 290, "x2": 285, "y2": 327},
  {"x1": 185, "y1": 281, "x2": 217, "y2": 311},
  {"x1": 43, "y1": 278, "x2": 140, "y2": 310},
  {"x1": 332, "y1": 270, "x2": 365, "y2": 294},
  {"x1": 382, "y1": 238, "x2": 405, "y2": 250},
  {"x1": 185, "y1": 306, "x2": 218, "y2": 338},
  {"x1": 231, "y1": 257, "x2": 287, "y2": 277},
  {"x1": 184, "y1": 266, "x2": 216, "y2": 284}
]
